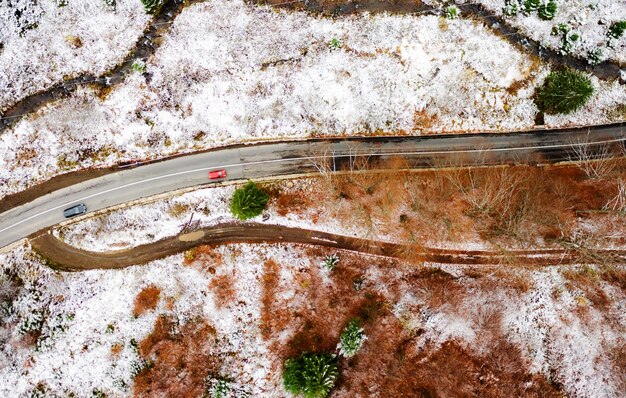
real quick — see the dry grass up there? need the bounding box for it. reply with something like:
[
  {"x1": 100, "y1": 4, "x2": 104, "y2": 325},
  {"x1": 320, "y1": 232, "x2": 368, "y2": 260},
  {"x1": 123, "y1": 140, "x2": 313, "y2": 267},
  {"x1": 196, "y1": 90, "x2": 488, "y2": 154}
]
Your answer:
[
  {"x1": 209, "y1": 273, "x2": 236, "y2": 309},
  {"x1": 133, "y1": 286, "x2": 161, "y2": 317},
  {"x1": 276, "y1": 159, "x2": 626, "y2": 259},
  {"x1": 134, "y1": 316, "x2": 220, "y2": 398}
]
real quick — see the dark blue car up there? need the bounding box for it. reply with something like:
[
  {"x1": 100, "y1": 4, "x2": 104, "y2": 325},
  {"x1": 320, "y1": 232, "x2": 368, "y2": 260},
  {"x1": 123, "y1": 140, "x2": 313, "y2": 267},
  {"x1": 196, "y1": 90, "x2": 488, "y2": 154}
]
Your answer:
[{"x1": 63, "y1": 203, "x2": 87, "y2": 218}]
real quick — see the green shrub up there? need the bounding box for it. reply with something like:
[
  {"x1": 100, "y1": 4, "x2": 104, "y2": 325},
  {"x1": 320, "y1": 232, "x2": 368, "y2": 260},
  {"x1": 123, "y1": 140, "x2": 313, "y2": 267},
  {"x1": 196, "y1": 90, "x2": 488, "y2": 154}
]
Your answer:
[
  {"x1": 130, "y1": 61, "x2": 146, "y2": 74},
  {"x1": 445, "y1": 6, "x2": 459, "y2": 19},
  {"x1": 328, "y1": 38, "x2": 342, "y2": 50},
  {"x1": 321, "y1": 254, "x2": 339, "y2": 271},
  {"x1": 538, "y1": 0, "x2": 557, "y2": 20},
  {"x1": 609, "y1": 21, "x2": 626, "y2": 39},
  {"x1": 229, "y1": 181, "x2": 269, "y2": 220},
  {"x1": 586, "y1": 48, "x2": 604, "y2": 65},
  {"x1": 338, "y1": 318, "x2": 366, "y2": 357},
  {"x1": 551, "y1": 23, "x2": 580, "y2": 54},
  {"x1": 141, "y1": 0, "x2": 166, "y2": 14},
  {"x1": 535, "y1": 69, "x2": 594, "y2": 115},
  {"x1": 502, "y1": 0, "x2": 519, "y2": 16},
  {"x1": 212, "y1": 379, "x2": 230, "y2": 398},
  {"x1": 523, "y1": 0, "x2": 541, "y2": 14},
  {"x1": 283, "y1": 353, "x2": 338, "y2": 398}
]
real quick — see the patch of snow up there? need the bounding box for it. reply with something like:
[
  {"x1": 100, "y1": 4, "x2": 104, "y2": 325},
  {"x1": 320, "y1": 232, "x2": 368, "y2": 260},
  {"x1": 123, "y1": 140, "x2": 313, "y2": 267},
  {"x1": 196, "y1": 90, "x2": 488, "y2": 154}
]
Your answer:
[{"x1": 0, "y1": 0, "x2": 150, "y2": 111}]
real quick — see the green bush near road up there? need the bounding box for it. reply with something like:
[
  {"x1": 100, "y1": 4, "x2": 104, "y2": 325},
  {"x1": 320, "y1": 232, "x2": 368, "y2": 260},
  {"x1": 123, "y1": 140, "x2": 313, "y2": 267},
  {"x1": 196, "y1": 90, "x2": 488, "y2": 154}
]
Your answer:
[
  {"x1": 283, "y1": 352, "x2": 338, "y2": 398},
  {"x1": 230, "y1": 181, "x2": 269, "y2": 220},
  {"x1": 534, "y1": 69, "x2": 594, "y2": 115}
]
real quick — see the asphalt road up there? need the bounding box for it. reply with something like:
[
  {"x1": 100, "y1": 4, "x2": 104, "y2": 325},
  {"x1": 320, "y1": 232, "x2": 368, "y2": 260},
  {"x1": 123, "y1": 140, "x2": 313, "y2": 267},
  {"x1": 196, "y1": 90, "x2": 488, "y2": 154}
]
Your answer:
[{"x1": 0, "y1": 123, "x2": 624, "y2": 249}]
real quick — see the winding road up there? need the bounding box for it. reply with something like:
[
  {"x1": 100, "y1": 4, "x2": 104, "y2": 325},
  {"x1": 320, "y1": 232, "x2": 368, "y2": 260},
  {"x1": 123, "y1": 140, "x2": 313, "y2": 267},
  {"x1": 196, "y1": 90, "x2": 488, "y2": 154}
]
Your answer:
[{"x1": 0, "y1": 122, "x2": 624, "y2": 251}]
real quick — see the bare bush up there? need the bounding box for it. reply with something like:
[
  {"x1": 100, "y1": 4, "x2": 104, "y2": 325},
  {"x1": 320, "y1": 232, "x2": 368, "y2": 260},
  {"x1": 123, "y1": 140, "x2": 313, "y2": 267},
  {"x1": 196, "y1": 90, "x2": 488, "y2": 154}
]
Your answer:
[{"x1": 568, "y1": 134, "x2": 623, "y2": 179}]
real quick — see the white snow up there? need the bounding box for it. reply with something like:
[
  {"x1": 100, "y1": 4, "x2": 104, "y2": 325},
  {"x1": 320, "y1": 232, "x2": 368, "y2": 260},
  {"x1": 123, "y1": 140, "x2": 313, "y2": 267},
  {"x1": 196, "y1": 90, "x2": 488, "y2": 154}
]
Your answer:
[
  {"x1": 0, "y1": 0, "x2": 150, "y2": 111},
  {"x1": 430, "y1": 0, "x2": 626, "y2": 64}
]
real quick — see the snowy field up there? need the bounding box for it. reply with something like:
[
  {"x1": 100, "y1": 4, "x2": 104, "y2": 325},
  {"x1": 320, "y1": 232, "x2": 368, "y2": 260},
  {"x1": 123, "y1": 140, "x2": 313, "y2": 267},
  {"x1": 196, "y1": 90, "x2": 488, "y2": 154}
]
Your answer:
[
  {"x1": 434, "y1": 0, "x2": 626, "y2": 64},
  {"x1": 2, "y1": 0, "x2": 625, "y2": 200},
  {"x1": 1, "y1": 242, "x2": 624, "y2": 397},
  {"x1": 0, "y1": 0, "x2": 149, "y2": 112}
]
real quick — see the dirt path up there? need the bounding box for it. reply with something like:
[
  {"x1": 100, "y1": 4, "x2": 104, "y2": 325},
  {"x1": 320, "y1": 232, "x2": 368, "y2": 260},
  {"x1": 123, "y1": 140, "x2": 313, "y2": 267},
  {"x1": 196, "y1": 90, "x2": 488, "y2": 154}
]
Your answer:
[
  {"x1": 258, "y1": 0, "x2": 624, "y2": 79},
  {"x1": 29, "y1": 223, "x2": 626, "y2": 271}
]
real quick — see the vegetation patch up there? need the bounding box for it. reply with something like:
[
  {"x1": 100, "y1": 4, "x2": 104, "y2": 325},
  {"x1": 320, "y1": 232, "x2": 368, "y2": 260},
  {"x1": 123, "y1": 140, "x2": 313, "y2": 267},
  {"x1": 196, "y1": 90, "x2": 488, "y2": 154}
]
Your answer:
[
  {"x1": 283, "y1": 352, "x2": 339, "y2": 398},
  {"x1": 534, "y1": 69, "x2": 593, "y2": 114},
  {"x1": 133, "y1": 285, "x2": 161, "y2": 317},
  {"x1": 229, "y1": 181, "x2": 269, "y2": 220}
]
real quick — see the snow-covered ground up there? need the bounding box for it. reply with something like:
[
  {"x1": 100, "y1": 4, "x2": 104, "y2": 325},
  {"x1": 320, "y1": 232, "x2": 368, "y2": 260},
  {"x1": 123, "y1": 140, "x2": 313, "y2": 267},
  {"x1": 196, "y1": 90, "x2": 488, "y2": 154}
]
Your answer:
[
  {"x1": 0, "y1": 0, "x2": 150, "y2": 112},
  {"x1": 432, "y1": 0, "x2": 626, "y2": 64},
  {"x1": 1, "y1": 242, "x2": 624, "y2": 397},
  {"x1": 54, "y1": 179, "x2": 379, "y2": 252},
  {"x1": 2, "y1": 0, "x2": 624, "y2": 200}
]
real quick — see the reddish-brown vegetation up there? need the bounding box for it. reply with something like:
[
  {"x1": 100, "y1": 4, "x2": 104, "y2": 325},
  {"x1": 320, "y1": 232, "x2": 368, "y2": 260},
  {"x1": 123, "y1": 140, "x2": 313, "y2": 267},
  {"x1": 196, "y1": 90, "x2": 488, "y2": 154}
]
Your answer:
[
  {"x1": 133, "y1": 285, "x2": 161, "y2": 317},
  {"x1": 110, "y1": 343, "x2": 123, "y2": 358},
  {"x1": 278, "y1": 158, "x2": 626, "y2": 258},
  {"x1": 257, "y1": 247, "x2": 569, "y2": 396},
  {"x1": 134, "y1": 316, "x2": 220, "y2": 398},
  {"x1": 209, "y1": 273, "x2": 236, "y2": 308}
]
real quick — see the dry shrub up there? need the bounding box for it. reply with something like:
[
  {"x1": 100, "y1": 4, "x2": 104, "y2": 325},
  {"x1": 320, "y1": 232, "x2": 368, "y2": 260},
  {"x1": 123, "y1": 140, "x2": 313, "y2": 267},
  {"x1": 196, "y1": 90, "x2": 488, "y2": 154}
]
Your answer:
[
  {"x1": 600, "y1": 266, "x2": 626, "y2": 292},
  {"x1": 274, "y1": 189, "x2": 312, "y2": 217},
  {"x1": 263, "y1": 249, "x2": 383, "y2": 360},
  {"x1": 133, "y1": 285, "x2": 161, "y2": 317},
  {"x1": 410, "y1": 267, "x2": 465, "y2": 310},
  {"x1": 562, "y1": 266, "x2": 612, "y2": 310},
  {"x1": 192, "y1": 245, "x2": 224, "y2": 272},
  {"x1": 134, "y1": 316, "x2": 219, "y2": 398},
  {"x1": 209, "y1": 274, "x2": 236, "y2": 309},
  {"x1": 111, "y1": 343, "x2": 123, "y2": 358},
  {"x1": 260, "y1": 259, "x2": 283, "y2": 339}
]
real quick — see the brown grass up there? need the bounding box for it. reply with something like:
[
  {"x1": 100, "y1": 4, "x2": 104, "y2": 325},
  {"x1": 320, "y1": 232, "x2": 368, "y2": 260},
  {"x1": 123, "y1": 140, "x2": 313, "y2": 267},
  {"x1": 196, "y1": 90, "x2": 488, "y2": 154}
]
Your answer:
[
  {"x1": 111, "y1": 343, "x2": 123, "y2": 358},
  {"x1": 209, "y1": 273, "x2": 236, "y2": 309},
  {"x1": 133, "y1": 286, "x2": 161, "y2": 317},
  {"x1": 134, "y1": 316, "x2": 219, "y2": 398}
]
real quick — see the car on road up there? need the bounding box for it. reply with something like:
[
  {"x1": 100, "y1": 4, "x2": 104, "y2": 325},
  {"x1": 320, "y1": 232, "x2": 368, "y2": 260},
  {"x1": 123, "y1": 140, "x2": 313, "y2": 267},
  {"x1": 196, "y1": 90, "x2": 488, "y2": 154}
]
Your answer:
[
  {"x1": 209, "y1": 169, "x2": 227, "y2": 180},
  {"x1": 63, "y1": 203, "x2": 87, "y2": 218}
]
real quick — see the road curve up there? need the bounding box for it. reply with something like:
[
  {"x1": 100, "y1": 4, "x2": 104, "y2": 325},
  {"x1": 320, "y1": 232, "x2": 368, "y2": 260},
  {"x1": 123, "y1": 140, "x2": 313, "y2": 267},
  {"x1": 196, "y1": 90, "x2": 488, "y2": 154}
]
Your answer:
[
  {"x1": 29, "y1": 223, "x2": 626, "y2": 271},
  {"x1": 1, "y1": 122, "x2": 625, "y2": 250}
]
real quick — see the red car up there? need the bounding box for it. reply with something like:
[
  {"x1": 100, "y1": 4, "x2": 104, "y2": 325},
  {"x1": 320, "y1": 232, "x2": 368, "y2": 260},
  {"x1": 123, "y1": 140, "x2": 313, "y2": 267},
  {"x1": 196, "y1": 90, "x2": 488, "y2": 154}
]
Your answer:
[{"x1": 209, "y1": 169, "x2": 227, "y2": 180}]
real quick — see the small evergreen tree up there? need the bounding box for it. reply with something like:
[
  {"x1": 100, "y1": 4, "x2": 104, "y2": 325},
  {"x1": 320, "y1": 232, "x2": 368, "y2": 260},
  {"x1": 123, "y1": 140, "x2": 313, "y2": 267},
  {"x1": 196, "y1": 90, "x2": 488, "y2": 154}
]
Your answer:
[
  {"x1": 534, "y1": 69, "x2": 594, "y2": 115},
  {"x1": 338, "y1": 318, "x2": 367, "y2": 357},
  {"x1": 321, "y1": 254, "x2": 339, "y2": 271},
  {"x1": 445, "y1": 6, "x2": 459, "y2": 19},
  {"x1": 212, "y1": 379, "x2": 230, "y2": 398},
  {"x1": 538, "y1": 0, "x2": 557, "y2": 20},
  {"x1": 229, "y1": 181, "x2": 269, "y2": 220},
  {"x1": 283, "y1": 353, "x2": 338, "y2": 398},
  {"x1": 608, "y1": 21, "x2": 626, "y2": 39}
]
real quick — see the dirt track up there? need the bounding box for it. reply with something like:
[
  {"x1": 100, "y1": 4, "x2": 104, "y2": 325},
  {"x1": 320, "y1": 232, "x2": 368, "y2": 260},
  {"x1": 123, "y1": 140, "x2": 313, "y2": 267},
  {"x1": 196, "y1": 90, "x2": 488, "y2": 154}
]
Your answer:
[{"x1": 29, "y1": 223, "x2": 626, "y2": 271}]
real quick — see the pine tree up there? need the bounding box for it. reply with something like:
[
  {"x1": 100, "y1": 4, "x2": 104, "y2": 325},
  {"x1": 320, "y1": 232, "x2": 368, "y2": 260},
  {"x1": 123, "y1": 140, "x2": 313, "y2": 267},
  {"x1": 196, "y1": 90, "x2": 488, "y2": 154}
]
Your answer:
[
  {"x1": 535, "y1": 69, "x2": 594, "y2": 115},
  {"x1": 229, "y1": 181, "x2": 269, "y2": 220}
]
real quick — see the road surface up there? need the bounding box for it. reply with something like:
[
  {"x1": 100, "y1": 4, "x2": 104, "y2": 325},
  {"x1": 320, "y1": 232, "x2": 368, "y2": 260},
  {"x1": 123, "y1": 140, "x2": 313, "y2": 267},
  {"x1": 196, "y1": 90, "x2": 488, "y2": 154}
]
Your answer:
[{"x1": 0, "y1": 123, "x2": 624, "y2": 249}]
